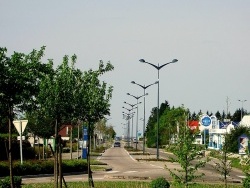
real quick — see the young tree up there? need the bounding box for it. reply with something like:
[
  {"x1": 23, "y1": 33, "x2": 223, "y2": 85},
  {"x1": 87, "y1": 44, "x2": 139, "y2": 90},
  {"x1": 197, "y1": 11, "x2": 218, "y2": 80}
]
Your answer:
[
  {"x1": 37, "y1": 54, "x2": 80, "y2": 187},
  {"x1": 0, "y1": 46, "x2": 52, "y2": 187},
  {"x1": 166, "y1": 107, "x2": 207, "y2": 187},
  {"x1": 213, "y1": 132, "x2": 233, "y2": 188},
  {"x1": 75, "y1": 61, "x2": 114, "y2": 187}
]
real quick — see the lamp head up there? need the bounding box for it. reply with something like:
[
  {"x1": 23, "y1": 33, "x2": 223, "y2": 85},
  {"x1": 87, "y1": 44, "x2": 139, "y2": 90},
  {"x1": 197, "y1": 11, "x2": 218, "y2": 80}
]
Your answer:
[
  {"x1": 139, "y1": 59, "x2": 146, "y2": 63},
  {"x1": 172, "y1": 59, "x2": 178, "y2": 63},
  {"x1": 131, "y1": 81, "x2": 135, "y2": 84},
  {"x1": 145, "y1": 93, "x2": 149, "y2": 96},
  {"x1": 127, "y1": 93, "x2": 130, "y2": 95}
]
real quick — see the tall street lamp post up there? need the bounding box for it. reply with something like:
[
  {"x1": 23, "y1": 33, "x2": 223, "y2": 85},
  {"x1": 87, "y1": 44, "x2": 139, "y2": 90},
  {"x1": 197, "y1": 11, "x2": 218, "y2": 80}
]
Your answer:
[
  {"x1": 139, "y1": 58, "x2": 178, "y2": 159},
  {"x1": 123, "y1": 107, "x2": 137, "y2": 146},
  {"x1": 124, "y1": 101, "x2": 142, "y2": 142},
  {"x1": 127, "y1": 93, "x2": 148, "y2": 150},
  {"x1": 122, "y1": 112, "x2": 132, "y2": 147},
  {"x1": 238, "y1": 99, "x2": 247, "y2": 121},
  {"x1": 131, "y1": 81, "x2": 158, "y2": 154}
]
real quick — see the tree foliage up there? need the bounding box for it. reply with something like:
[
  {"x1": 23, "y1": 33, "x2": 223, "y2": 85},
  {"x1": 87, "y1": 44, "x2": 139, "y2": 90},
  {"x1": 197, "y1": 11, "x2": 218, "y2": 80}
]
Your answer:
[
  {"x1": 165, "y1": 107, "x2": 207, "y2": 187},
  {"x1": 0, "y1": 46, "x2": 52, "y2": 187},
  {"x1": 226, "y1": 125, "x2": 250, "y2": 153}
]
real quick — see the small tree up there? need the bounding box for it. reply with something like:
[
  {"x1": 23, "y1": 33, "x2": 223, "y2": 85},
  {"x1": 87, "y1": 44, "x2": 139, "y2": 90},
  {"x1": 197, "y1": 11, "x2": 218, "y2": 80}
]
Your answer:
[
  {"x1": 212, "y1": 133, "x2": 233, "y2": 188},
  {"x1": 166, "y1": 108, "x2": 207, "y2": 187}
]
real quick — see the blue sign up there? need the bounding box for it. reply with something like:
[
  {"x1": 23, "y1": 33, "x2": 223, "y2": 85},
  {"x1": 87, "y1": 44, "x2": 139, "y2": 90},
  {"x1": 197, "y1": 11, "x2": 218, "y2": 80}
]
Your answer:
[
  {"x1": 82, "y1": 127, "x2": 88, "y2": 159},
  {"x1": 201, "y1": 116, "x2": 211, "y2": 127}
]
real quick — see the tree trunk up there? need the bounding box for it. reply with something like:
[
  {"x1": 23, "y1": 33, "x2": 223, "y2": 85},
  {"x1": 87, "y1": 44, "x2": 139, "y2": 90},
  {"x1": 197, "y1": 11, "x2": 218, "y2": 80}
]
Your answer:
[
  {"x1": 38, "y1": 137, "x2": 41, "y2": 160},
  {"x1": 54, "y1": 118, "x2": 58, "y2": 188},
  {"x1": 70, "y1": 126, "x2": 72, "y2": 160},
  {"x1": 87, "y1": 121, "x2": 94, "y2": 187},
  {"x1": 77, "y1": 122, "x2": 79, "y2": 160},
  {"x1": 8, "y1": 105, "x2": 14, "y2": 188},
  {"x1": 59, "y1": 136, "x2": 62, "y2": 188}
]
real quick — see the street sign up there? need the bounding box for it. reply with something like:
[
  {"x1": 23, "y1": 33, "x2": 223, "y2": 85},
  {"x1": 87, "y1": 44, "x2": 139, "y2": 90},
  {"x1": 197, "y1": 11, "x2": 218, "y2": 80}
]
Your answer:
[
  {"x1": 201, "y1": 116, "x2": 211, "y2": 127},
  {"x1": 13, "y1": 120, "x2": 28, "y2": 165},
  {"x1": 13, "y1": 120, "x2": 28, "y2": 135}
]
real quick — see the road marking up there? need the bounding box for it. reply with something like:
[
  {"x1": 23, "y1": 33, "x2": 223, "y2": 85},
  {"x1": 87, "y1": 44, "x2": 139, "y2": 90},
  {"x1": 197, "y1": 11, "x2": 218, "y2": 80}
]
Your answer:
[
  {"x1": 150, "y1": 164, "x2": 164, "y2": 169},
  {"x1": 124, "y1": 171, "x2": 137, "y2": 173},
  {"x1": 106, "y1": 171, "x2": 119, "y2": 173}
]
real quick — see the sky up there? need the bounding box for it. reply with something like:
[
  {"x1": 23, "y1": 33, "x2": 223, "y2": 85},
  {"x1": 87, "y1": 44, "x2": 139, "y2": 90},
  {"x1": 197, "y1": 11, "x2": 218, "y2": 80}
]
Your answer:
[{"x1": 1, "y1": 1, "x2": 250, "y2": 137}]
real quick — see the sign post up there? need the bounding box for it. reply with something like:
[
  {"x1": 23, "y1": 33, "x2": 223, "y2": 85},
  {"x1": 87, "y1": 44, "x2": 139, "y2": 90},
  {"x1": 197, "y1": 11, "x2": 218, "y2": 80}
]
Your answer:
[
  {"x1": 200, "y1": 115, "x2": 211, "y2": 149},
  {"x1": 13, "y1": 120, "x2": 28, "y2": 165},
  {"x1": 82, "y1": 127, "x2": 88, "y2": 159}
]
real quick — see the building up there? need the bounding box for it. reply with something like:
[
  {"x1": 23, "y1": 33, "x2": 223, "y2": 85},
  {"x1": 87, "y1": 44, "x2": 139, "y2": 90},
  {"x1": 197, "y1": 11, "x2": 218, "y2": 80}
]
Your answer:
[{"x1": 200, "y1": 115, "x2": 250, "y2": 150}]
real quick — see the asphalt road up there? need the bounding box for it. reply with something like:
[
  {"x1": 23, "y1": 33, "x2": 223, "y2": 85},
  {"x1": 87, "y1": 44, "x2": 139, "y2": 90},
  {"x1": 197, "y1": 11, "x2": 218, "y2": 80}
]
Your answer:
[{"x1": 22, "y1": 142, "x2": 245, "y2": 185}]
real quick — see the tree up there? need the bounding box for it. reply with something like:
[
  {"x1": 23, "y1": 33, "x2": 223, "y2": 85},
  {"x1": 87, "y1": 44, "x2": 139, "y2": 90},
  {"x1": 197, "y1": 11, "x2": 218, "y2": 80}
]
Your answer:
[
  {"x1": 226, "y1": 125, "x2": 250, "y2": 153},
  {"x1": 215, "y1": 111, "x2": 222, "y2": 121},
  {"x1": 213, "y1": 132, "x2": 232, "y2": 188},
  {"x1": 0, "y1": 46, "x2": 52, "y2": 187},
  {"x1": 37, "y1": 54, "x2": 82, "y2": 187},
  {"x1": 146, "y1": 107, "x2": 157, "y2": 147},
  {"x1": 191, "y1": 112, "x2": 197, "y2": 121},
  {"x1": 231, "y1": 108, "x2": 243, "y2": 122},
  {"x1": 72, "y1": 60, "x2": 114, "y2": 187},
  {"x1": 166, "y1": 107, "x2": 206, "y2": 187}
]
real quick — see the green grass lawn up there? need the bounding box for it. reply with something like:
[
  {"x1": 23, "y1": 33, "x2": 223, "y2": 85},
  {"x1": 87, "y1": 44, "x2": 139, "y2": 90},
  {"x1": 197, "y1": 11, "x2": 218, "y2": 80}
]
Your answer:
[{"x1": 22, "y1": 181, "x2": 243, "y2": 188}]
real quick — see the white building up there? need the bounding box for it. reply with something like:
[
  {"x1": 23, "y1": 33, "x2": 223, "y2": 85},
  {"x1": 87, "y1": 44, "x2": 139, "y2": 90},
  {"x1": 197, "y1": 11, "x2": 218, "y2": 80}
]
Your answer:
[{"x1": 201, "y1": 115, "x2": 250, "y2": 150}]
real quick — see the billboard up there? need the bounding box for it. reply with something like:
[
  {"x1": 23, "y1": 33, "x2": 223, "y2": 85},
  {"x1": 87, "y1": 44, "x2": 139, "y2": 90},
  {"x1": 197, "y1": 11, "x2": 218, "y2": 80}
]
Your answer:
[{"x1": 238, "y1": 134, "x2": 249, "y2": 155}]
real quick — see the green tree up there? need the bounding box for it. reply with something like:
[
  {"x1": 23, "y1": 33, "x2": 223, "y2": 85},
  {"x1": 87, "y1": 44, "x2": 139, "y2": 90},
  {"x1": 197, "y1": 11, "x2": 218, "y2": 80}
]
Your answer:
[
  {"x1": 166, "y1": 107, "x2": 206, "y2": 187},
  {"x1": 72, "y1": 60, "x2": 114, "y2": 187},
  {"x1": 215, "y1": 111, "x2": 222, "y2": 121},
  {"x1": 0, "y1": 46, "x2": 52, "y2": 187},
  {"x1": 146, "y1": 107, "x2": 157, "y2": 147},
  {"x1": 226, "y1": 125, "x2": 250, "y2": 153},
  {"x1": 146, "y1": 101, "x2": 170, "y2": 147},
  {"x1": 232, "y1": 108, "x2": 244, "y2": 122},
  {"x1": 37, "y1": 54, "x2": 81, "y2": 187},
  {"x1": 213, "y1": 133, "x2": 232, "y2": 188}
]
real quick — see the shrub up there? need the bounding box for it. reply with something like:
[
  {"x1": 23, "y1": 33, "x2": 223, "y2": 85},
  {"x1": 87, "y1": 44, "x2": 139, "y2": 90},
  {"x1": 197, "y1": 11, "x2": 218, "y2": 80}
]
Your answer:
[
  {"x1": 0, "y1": 176, "x2": 22, "y2": 188},
  {"x1": 149, "y1": 177, "x2": 170, "y2": 188}
]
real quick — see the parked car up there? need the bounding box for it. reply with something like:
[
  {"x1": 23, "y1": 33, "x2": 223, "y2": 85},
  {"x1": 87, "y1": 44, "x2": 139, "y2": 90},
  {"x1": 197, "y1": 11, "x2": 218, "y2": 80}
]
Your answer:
[
  {"x1": 114, "y1": 141, "x2": 121, "y2": 147},
  {"x1": 133, "y1": 138, "x2": 138, "y2": 143}
]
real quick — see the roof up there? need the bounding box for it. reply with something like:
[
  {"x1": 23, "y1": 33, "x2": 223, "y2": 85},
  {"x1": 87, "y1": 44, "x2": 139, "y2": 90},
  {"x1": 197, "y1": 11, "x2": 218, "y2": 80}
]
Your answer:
[
  {"x1": 219, "y1": 121, "x2": 239, "y2": 129},
  {"x1": 240, "y1": 115, "x2": 250, "y2": 126}
]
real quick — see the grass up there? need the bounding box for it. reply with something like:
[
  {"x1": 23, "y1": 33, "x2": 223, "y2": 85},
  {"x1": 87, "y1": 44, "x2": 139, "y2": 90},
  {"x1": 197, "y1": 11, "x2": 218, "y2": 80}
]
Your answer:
[{"x1": 21, "y1": 181, "x2": 244, "y2": 188}]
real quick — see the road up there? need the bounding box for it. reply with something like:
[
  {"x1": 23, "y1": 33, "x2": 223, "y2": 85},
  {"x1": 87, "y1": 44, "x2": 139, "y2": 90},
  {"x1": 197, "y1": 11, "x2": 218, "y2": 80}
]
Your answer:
[
  {"x1": 22, "y1": 142, "x2": 245, "y2": 185},
  {"x1": 137, "y1": 142, "x2": 244, "y2": 183}
]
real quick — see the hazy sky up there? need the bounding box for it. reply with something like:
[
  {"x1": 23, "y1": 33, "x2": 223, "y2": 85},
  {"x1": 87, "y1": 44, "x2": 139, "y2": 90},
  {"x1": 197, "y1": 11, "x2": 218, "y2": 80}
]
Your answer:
[{"x1": 1, "y1": 1, "x2": 249, "y2": 137}]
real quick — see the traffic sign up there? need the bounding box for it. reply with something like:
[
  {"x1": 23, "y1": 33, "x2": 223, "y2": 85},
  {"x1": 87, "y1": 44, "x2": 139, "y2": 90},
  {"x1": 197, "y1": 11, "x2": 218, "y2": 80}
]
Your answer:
[
  {"x1": 13, "y1": 120, "x2": 28, "y2": 135},
  {"x1": 201, "y1": 116, "x2": 211, "y2": 127}
]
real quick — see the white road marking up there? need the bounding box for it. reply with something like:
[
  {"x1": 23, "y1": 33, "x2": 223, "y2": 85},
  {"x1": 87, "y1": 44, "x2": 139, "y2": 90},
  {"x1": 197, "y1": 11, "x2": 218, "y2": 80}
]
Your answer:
[
  {"x1": 150, "y1": 164, "x2": 164, "y2": 169},
  {"x1": 106, "y1": 171, "x2": 119, "y2": 173},
  {"x1": 124, "y1": 171, "x2": 137, "y2": 173}
]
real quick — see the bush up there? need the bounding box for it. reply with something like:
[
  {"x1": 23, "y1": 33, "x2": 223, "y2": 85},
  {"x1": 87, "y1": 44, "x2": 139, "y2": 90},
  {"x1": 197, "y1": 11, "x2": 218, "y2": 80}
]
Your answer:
[
  {"x1": 149, "y1": 177, "x2": 170, "y2": 188},
  {"x1": 243, "y1": 173, "x2": 250, "y2": 188},
  {"x1": 0, "y1": 176, "x2": 22, "y2": 188}
]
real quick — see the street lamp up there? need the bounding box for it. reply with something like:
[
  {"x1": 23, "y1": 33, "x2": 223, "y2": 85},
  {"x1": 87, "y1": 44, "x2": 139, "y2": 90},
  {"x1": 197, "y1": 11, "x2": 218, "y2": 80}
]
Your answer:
[
  {"x1": 123, "y1": 107, "x2": 136, "y2": 146},
  {"x1": 127, "y1": 93, "x2": 148, "y2": 150},
  {"x1": 238, "y1": 99, "x2": 247, "y2": 121},
  {"x1": 139, "y1": 58, "x2": 178, "y2": 159},
  {"x1": 131, "y1": 81, "x2": 158, "y2": 154},
  {"x1": 124, "y1": 101, "x2": 142, "y2": 140}
]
